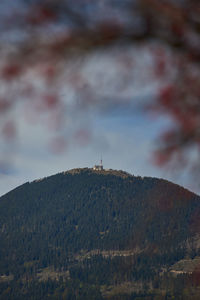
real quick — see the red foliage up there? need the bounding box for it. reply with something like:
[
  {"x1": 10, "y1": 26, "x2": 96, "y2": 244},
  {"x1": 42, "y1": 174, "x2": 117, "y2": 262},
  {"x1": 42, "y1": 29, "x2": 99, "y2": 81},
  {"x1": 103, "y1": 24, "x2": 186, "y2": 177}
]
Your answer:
[
  {"x1": 49, "y1": 34, "x2": 73, "y2": 56},
  {"x1": 42, "y1": 94, "x2": 60, "y2": 110},
  {"x1": 97, "y1": 21, "x2": 122, "y2": 41},
  {"x1": 153, "y1": 150, "x2": 173, "y2": 167},
  {"x1": 1, "y1": 64, "x2": 22, "y2": 81},
  {"x1": 159, "y1": 85, "x2": 174, "y2": 106},
  {"x1": 27, "y1": 5, "x2": 57, "y2": 25},
  {"x1": 42, "y1": 65, "x2": 57, "y2": 83},
  {"x1": 0, "y1": 0, "x2": 199, "y2": 172},
  {"x1": 171, "y1": 22, "x2": 184, "y2": 37}
]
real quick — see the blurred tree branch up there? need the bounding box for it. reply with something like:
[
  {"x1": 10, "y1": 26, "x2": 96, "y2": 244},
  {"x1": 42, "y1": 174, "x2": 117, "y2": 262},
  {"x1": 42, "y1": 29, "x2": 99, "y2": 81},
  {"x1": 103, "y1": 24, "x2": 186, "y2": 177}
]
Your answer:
[{"x1": 0, "y1": 0, "x2": 200, "y2": 172}]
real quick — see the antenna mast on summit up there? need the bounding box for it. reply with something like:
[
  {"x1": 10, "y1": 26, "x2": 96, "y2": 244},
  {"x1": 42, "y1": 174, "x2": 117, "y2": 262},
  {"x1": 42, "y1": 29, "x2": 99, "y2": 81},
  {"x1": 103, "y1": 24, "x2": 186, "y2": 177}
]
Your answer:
[{"x1": 93, "y1": 156, "x2": 103, "y2": 171}]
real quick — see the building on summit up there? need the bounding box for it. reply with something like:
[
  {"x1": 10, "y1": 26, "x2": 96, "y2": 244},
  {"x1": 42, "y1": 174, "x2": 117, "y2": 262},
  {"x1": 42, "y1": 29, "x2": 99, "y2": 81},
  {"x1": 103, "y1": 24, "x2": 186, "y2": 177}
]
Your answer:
[{"x1": 93, "y1": 158, "x2": 103, "y2": 171}]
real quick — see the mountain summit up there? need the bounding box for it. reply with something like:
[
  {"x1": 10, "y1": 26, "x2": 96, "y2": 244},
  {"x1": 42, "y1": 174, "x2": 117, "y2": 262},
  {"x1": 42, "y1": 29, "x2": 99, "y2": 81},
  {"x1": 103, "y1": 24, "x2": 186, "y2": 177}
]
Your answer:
[{"x1": 0, "y1": 168, "x2": 200, "y2": 299}]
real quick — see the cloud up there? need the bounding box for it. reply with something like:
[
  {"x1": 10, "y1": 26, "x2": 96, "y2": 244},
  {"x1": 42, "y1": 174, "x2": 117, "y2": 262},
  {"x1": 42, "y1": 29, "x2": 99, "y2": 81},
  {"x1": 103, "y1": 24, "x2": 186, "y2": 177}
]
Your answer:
[{"x1": 0, "y1": 41, "x2": 197, "y2": 196}]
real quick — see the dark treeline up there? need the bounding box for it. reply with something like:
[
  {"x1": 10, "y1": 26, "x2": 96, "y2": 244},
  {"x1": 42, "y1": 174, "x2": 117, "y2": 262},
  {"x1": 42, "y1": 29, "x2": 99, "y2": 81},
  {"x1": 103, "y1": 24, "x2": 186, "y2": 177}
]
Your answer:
[{"x1": 0, "y1": 168, "x2": 200, "y2": 299}]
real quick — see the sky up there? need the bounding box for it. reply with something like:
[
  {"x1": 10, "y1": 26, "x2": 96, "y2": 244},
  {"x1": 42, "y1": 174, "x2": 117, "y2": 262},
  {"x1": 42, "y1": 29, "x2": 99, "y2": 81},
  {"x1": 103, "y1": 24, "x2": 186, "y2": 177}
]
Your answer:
[
  {"x1": 0, "y1": 1, "x2": 199, "y2": 197},
  {"x1": 0, "y1": 44, "x2": 199, "y2": 197},
  {"x1": 0, "y1": 100, "x2": 198, "y2": 197}
]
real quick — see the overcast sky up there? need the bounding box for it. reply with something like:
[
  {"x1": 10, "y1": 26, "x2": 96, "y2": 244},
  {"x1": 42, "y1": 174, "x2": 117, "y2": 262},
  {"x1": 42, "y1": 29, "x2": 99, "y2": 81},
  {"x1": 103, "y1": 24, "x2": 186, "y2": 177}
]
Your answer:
[
  {"x1": 0, "y1": 100, "x2": 199, "y2": 197},
  {"x1": 0, "y1": 3, "x2": 199, "y2": 197}
]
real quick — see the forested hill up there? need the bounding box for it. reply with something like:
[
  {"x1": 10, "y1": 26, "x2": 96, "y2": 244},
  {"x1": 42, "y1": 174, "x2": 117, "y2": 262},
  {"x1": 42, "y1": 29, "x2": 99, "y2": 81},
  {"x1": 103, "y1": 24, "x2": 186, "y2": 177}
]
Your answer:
[{"x1": 0, "y1": 168, "x2": 200, "y2": 300}]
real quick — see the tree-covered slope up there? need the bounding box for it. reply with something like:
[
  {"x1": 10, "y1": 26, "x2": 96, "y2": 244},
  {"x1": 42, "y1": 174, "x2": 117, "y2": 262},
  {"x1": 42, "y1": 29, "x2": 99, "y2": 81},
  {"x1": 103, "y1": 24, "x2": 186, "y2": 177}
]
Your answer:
[{"x1": 0, "y1": 168, "x2": 200, "y2": 299}]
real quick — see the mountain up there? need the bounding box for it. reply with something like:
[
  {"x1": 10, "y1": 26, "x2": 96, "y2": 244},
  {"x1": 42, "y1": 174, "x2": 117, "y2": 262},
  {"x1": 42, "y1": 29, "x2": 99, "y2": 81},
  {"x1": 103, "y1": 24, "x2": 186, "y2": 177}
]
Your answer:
[{"x1": 0, "y1": 168, "x2": 200, "y2": 299}]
